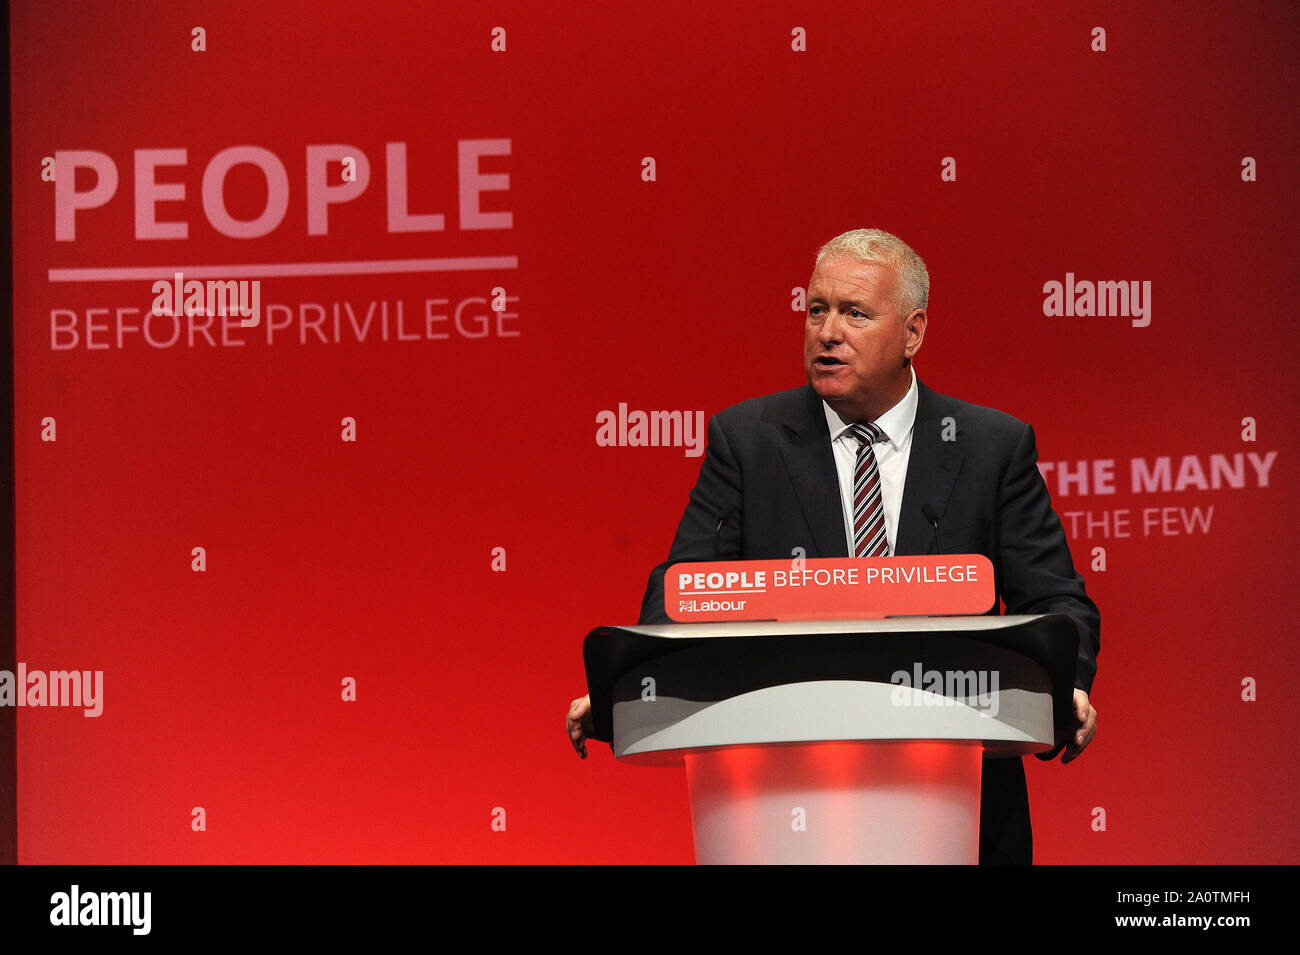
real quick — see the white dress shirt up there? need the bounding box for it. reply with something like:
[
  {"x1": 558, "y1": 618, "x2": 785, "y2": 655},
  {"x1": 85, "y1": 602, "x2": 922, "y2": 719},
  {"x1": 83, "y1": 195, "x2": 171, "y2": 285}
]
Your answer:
[{"x1": 821, "y1": 369, "x2": 919, "y2": 555}]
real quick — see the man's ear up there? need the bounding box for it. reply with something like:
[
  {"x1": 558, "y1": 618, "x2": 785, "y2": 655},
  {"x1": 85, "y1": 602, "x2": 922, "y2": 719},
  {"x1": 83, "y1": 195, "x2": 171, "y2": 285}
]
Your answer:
[{"x1": 904, "y1": 308, "x2": 927, "y2": 360}]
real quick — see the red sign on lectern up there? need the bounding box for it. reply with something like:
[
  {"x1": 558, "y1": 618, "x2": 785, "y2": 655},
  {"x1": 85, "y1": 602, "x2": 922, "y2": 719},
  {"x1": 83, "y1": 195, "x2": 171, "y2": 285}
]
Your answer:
[{"x1": 665, "y1": 555, "x2": 995, "y2": 622}]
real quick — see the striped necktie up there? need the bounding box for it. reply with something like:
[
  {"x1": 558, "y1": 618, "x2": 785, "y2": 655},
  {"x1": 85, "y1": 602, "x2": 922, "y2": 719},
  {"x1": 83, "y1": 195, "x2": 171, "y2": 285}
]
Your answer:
[{"x1": 850, "y1": 422, "x2": 890, "y2": 557}]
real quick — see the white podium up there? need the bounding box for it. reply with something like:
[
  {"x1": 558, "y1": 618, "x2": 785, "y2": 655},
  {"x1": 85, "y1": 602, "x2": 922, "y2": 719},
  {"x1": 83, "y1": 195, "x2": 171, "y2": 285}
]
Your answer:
[{"x1": 583, "y1": 615, "x2": 1078, "y2": 864}]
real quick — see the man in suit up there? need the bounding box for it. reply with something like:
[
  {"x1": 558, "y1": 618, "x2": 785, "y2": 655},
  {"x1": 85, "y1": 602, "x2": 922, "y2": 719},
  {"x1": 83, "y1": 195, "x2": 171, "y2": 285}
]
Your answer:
[{"x1": 567, "y1": 228, "x2": 1099, "y2": 864}]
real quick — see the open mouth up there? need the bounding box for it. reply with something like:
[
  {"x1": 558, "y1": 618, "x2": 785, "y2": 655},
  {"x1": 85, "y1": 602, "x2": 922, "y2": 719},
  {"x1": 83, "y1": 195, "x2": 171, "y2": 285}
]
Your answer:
[{"x1": 815, "y1": 356, "x2": 846, "y2": 367}]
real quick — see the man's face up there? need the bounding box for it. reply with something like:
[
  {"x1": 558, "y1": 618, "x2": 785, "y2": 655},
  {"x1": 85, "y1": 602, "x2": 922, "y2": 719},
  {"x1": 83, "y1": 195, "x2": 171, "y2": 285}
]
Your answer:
[{"x1": 803, "y1": 256, "x2": 926, "y2": 422}]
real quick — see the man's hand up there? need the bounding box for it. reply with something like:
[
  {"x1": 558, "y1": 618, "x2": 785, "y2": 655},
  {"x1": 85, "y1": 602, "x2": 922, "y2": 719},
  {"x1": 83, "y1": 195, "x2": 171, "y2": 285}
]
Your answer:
[
  {"x1": 1061, "y1": 688, "x2": 1097, "y2": 764},
  {"x1": 567, "y1": 694, "x2": 595, "y2": 759}
]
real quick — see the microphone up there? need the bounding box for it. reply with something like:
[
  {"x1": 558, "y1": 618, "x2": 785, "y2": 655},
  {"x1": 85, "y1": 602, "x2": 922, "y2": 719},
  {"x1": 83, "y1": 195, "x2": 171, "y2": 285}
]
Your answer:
[
  {"x1": 714, "y1": 504, "x2": 735, "y2": 560},
  {"x1": 921, "y1": 503, "x2": 942, "y2": 554}
]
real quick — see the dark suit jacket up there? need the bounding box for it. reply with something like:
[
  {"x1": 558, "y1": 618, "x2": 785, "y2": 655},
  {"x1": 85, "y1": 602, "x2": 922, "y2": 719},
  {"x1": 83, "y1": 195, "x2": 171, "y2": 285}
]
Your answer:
[
  {"x1": 639, "y1": 378, "x2": 1099, "y2": 689},
  {"x1": 636, "y1": 378, "x2": 1101, "y2": 862}
]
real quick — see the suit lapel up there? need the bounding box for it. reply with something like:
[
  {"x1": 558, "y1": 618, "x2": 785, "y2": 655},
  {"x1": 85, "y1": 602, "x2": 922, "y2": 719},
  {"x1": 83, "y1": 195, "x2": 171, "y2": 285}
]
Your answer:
[
  {"x1": 897, "y1": 379, "x2": 964, "y2": 555},
  {"x1": 776, "y1": 387, "x2": 849, "y2": 559}
]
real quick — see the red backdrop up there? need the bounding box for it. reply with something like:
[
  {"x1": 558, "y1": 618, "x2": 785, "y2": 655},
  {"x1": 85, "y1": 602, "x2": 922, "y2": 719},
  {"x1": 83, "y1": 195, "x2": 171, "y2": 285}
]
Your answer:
[{"x1": 9, "y1": 0, "x2": 1298, "y2": 862}]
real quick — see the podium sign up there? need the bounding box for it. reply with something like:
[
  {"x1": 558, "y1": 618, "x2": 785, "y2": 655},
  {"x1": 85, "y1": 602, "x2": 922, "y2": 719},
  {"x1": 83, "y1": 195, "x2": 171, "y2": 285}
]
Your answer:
[{"x1": 666, "y1": 555, "x2": 995, "y2": 622}]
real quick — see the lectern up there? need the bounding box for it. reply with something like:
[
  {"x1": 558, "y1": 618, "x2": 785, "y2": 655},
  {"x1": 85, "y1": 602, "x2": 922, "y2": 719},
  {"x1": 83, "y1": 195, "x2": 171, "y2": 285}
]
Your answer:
[{"x1": 583, "y1": 614, "x2": 1078, "y2": 864}]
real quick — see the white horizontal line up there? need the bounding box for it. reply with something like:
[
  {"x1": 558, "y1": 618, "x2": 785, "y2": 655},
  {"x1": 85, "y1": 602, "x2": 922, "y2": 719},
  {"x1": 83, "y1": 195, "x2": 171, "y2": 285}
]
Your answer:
[
  {"x1": 48, "y1": 256, "x2": 519, "y2": 282},
  {"x1": 680, "y1": 589, "x2": 767, "y2": 595}
]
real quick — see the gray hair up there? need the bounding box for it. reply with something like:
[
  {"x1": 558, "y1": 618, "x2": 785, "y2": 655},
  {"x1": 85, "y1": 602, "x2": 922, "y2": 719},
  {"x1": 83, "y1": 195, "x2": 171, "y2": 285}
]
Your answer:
[{"x1": 815, "y1": 228, "x2": 930, "y2": 315}]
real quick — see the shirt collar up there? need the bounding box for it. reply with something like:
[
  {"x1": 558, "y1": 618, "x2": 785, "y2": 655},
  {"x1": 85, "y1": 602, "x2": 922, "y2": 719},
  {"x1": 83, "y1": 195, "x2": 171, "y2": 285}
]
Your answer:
[{"x1": 821, "y1": 367, "x2": 919, "y2": 449}]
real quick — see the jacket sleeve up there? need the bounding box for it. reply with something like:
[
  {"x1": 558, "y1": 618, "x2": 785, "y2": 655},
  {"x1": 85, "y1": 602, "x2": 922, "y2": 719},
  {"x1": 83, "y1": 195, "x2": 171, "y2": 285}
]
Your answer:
[{"x1": 994, "y1": 422, "x2": 1101, "y2": 694}]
